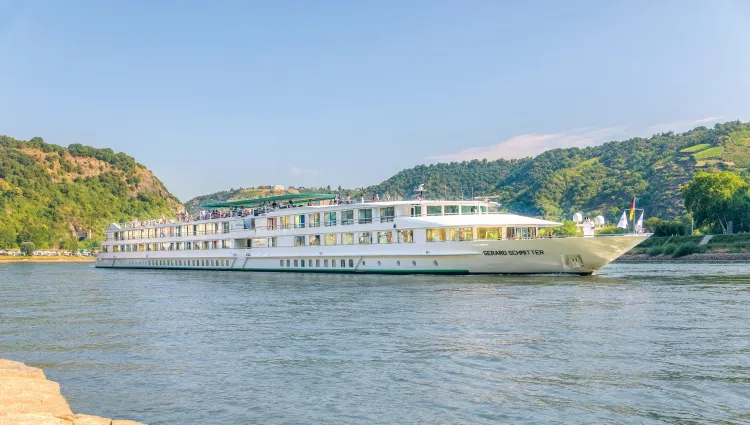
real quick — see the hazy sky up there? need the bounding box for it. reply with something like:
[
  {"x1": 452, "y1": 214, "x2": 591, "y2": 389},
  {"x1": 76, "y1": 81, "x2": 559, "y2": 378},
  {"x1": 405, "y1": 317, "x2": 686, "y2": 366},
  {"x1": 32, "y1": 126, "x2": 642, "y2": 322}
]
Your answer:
[{"x1": 2, "y1": 0, "x2": 749, "y2": 201}]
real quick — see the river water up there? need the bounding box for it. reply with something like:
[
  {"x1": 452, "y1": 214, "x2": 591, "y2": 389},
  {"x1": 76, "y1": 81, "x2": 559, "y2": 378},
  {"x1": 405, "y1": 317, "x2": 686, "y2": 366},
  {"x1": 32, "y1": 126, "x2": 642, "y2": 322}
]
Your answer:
[{"x1": 0, "y1": 263, "x2": 748, "y2": 424}]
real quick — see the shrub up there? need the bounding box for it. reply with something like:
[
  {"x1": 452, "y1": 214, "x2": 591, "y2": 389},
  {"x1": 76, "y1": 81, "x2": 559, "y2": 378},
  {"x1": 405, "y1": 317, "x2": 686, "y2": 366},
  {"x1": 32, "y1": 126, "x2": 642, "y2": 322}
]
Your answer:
[
  {"x1": 673, "y1": 242, "x2": 707, "y2": 257},
  {"x1": 647, "y1": 246, "x2": 663, "y2": 256},
  {"x1": 19, "y1": 241, "x2": 35, "y2": 256},
  {"x1": 662, "y1": 243, "x2": 677, "y2": 255}
]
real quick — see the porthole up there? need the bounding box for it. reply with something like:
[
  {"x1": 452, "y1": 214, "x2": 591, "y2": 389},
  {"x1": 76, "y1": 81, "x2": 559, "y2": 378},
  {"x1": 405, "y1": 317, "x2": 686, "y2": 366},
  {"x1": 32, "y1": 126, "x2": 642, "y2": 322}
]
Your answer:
[
  {"x1": 280, "y1": 260, "x2": 284, "y2": 267},
  {"x1": 377, "y1": 261, "x2": 381, "y2": 266},
  {"x1": 412, "y1": 261, "x2": 417, "y2": 266},
  {"x1": 433, "y1": 260, "x2": 438, "y2": 266},
  {"x1": 397, "y1": 261, "x2": 401, "y2": 266},
  {"x1": 362, "y1": 261, "x2": 366, "y2": 266}
]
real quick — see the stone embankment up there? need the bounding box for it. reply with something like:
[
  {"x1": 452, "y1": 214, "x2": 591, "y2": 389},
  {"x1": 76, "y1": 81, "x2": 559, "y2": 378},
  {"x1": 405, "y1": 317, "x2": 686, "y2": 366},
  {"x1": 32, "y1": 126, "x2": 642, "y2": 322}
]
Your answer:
[
  {"x1": 0, "y1": 359, "x2": 145, "y2": 425},
  {"x1": 617, "y1": 252, "x2": 750, "y2": 262}
]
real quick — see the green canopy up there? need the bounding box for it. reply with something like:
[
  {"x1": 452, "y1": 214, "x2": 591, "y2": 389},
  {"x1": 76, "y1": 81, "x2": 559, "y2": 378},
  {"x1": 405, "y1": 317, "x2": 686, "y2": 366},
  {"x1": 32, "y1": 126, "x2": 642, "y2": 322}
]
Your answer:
[{"x1": 203, "y1": 193, "x2": 335, "y2": 208}]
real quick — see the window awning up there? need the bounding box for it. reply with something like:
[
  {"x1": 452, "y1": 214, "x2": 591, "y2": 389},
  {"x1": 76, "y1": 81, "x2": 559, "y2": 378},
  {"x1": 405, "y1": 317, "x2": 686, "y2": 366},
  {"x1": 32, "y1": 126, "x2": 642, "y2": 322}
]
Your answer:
[{"x1": 202, "y1": 193, "x2": 335, "y2": 208}]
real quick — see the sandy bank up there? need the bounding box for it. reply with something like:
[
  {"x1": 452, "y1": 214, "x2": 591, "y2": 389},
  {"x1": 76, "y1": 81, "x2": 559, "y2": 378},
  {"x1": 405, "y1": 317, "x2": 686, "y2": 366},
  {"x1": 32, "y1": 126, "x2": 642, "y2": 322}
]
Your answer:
[
  {"x1": 0, "y1": 359, "x2": 145, "y2": 425},
  {"x1": 0, "y1": 256, "x2": 95, "y2": 263}
]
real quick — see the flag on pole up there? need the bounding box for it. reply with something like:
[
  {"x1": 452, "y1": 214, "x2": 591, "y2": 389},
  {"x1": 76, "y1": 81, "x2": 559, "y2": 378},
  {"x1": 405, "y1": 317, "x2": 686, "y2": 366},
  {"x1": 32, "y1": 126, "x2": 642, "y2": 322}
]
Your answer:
[
  {"x1": 629, "y1": 195, "x2": 636, "y2": 221},
  {"x1": 617, "y1": 211, "x2": 628, "y2": 229},
  {"x1": 635, "y1": 211, "x2": 644, "y2": 232}
]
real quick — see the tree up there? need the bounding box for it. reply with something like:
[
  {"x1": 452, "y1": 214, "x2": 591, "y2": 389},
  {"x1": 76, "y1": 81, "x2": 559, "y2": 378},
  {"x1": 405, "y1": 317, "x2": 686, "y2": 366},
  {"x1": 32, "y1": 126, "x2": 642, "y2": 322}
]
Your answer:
[
  {"x1": 682, "y1": 171, "x2": 747, "y2": 233},
  {"x1": 550, "y1": 221, "x2": 580, "y2": 236},
  {"x1": 20, "y1": 242, "x2": 35, "y2": 256}
]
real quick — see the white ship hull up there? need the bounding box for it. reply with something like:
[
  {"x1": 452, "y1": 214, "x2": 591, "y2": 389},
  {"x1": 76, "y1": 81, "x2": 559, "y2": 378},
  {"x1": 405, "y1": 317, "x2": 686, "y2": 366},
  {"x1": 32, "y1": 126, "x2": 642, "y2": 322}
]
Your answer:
[{"x1": 96, "y1": 234, "x2": 647, "y2": 275}]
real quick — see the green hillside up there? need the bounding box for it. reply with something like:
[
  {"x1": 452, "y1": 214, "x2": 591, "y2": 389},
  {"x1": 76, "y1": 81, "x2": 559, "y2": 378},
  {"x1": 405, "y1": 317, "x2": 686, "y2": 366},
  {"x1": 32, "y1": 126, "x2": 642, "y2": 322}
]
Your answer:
[
  {"x1": 185, "y1": 186, "x2": 340, "y2": 215},
  {"x1": 364, "y1": 121, "x2": 750, "y2": 221},
  {"x1": 0, "y1": 136, "x2": 183, "y2": 250}
]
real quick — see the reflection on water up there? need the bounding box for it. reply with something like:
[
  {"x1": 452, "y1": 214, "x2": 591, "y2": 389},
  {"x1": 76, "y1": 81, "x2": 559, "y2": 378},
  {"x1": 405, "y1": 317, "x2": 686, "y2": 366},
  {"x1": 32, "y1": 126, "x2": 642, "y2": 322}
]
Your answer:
[{"x1": 1, "y1": 263, "x2": 749, "y2": 424}]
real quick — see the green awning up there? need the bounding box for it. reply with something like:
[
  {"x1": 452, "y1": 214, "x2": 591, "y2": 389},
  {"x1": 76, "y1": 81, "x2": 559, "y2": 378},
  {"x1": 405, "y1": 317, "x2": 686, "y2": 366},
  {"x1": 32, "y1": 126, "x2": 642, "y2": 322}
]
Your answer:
[{"x1": 203, "y1": 193, "x2": 335, "y2": 208}]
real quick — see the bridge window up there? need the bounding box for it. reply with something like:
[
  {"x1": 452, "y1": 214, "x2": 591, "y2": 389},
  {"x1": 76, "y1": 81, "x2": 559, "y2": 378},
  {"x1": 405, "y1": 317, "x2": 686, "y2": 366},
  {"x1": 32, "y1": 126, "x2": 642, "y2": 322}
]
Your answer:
[
  {"x1": 427, "y1": 206, "x2": 442, "y2": 216},
  {"x1": 444, "y1": 205, "x2": 459, "y2": 215}
]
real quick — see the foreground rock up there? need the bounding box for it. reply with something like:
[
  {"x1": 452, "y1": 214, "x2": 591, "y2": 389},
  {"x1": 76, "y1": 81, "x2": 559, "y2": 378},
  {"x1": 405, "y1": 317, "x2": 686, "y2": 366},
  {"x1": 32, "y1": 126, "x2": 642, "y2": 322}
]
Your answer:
[{"x1": 0, "y1": 359, "x2": 146, "y2": 425}]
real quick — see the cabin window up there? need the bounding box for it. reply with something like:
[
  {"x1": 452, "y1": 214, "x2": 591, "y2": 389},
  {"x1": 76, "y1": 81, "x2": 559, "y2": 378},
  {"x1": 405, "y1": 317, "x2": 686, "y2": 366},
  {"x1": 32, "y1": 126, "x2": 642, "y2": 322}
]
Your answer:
[
  {"x1": 301, "y1": 259, "x2": 306, "y2": 267},
  {"x1": 349, "y1": 259, "x2": 354, "y2": 267},
  {"x1": 294, "y1": 214, "x2": 306, "y2": 229},
  {"x1": 427, "y1": 206, "x2": 442, "y2": 216},
  {"x1": 324, "y1": 212, "x2": 336, "y2": 226},
  {"x1": 397, "y1": 230, "x2": 414, "y2": 243},
  {"x1": 358, "y1": 209, "x2": 373, "y2": 224},
  {"x1": 480, "y1": 206, "x2": 487, "y2": 213},
  {"x1": 380, "y1": 207, "x2": 395, "y2": 222},
  {"x1": 223, "y1": 240, "x2": 231, "y2": 249},
  {"x1": 294, "y1": 259, "x2": 298, "y2": 267},
  {"x1": 203, "y1": 241, "x2": 211, "y2": 250},
  {"x1": 286, "y1": 259, "x2": 291, "y2": 267},
  {"x1": 267, "y1": 217, "x2": 277, "y2": 230},
  {"x1": 459, "y1": 227, "x2": 473, "y2": 241},
  {"x1": 294, "y1": 236, "x2": 306, "y2": 247},
  {"x1": 309, "y1": 235, "x2": 320, "y2": 246},
  {"x1": 309, "y1": 213, "x2": 321, "y2": 228},
  {"x1": 340, "y1": 259, "x2": 346, "y2": 267},
  {"x1": 358, "y1": 232, "x2": 372, "y2": 244},
  {"x1": 478, "y1": 227, "x2": 500, "y2": 240},
  {"x1": 341, "y1": 210, "x2": 354, "y2": 225},
  {"x1": 280, "y1": 216, "x2": 292, "y2": 230},
  {"x1": 269, "y1": 237, "x2": 278, "y2": 247},
  {"x1": 444, "y1": 205, "x2": 459, "y2": 215},
  {"x1": 325, "y1": 234, "x2": 337, "y2": 245},
  {"x1": 411, "y1": 205, "x2": 422, "y2": 217},
  {"x1": 316, "y1": 259, "x2": 320, "y2": 267},
  {"x1": 426, "y1": 228, "x2": 447, "y2": 242},
  {"x1": 324, "y1": 259, "x2": 329, "y2": 267},
  {"x1": 113, "y1": 245, "x2": 120, "y2": 252},
  {"x1": 377, "y1": 231, "x2": 393, "y2": 244},
  {"x1": 341, "y1": 233, "x2": 354, "y2": 245},
  {"x1": 223, "y1": 222, "x2": 230, "y2": 234},
  {"x1": 280, "y1": 259, "x2": 284, "y2": 267}
]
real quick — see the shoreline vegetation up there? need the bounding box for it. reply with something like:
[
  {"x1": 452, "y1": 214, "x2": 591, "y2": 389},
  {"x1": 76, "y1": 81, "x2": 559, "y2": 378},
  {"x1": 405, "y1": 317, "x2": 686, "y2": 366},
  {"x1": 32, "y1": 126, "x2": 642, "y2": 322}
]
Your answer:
[
  {"x1": 0, "y1": 358, "x2": 145, "y2": 425},
  {"x1": 616, "y1": 252, "x2": 750, "y2": 263},
  {"x1": 0, "y1": 256, "x2": 94, "y2": 263}
]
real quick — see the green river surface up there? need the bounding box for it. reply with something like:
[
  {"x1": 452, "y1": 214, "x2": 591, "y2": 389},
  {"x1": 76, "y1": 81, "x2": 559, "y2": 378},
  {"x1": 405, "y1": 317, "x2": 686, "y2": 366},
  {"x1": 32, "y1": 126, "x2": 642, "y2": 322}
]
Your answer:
[{"x1": 1, "y1": 262, "x2": 748, "y2": 424}]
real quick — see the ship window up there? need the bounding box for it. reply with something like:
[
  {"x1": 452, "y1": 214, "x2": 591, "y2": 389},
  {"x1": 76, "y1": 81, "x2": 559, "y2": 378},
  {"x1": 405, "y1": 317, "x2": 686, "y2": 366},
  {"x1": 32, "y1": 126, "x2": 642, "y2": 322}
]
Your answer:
[
  {"x1": 396, "y1": 261, "x2": 401, "y2": 266},
  {"x1": 426, "y1": 228, "x2": 447, "y2": 242},
  {"x1": 397, "y1": 230, "x2": 413, "y2": 243},
  {"x1": 377, "y1": 231, "x2": 393, "y2": 244},
  {"x1": 359, "y1": 232, "x2": 372, "y2": 244},
  {"x1": 294, "y1": 236, "x2": 306, "y2": 247},
  {"x1": 444, "y1": 205, "x2": 459, "y2": 215},
  {"x1": 480, "y1": 206, "x2": 487, "y2": 213},
  {"x1": 507, "y1": 227, "x2": 517, "y2": 239},
  {"x1": 410, "y1": 205, "x2": 421, "y2": 217},
  {"x1": 309, "y1": 213, "x2": 321, "y2": 228},
  {"x1": 478, "y1": 227, "x2": 500, "y2": 240},
  {"x1": 294, "y1": 214, "x2": 306, "y2": 229},
  {"x1": 377, "y1": 261, "x2": 381, "y2": 266},
  {"x1": 316, "y1": 259, "x2": 320, "y2": 267},
  {"x1": 280, "y1": 260, "x2": 284, "y2": 267},
  {"x1": 427, "y1": 206, "x2": 442, "y2": 216},
  {"x1": 286, "y1": 259, "x2": 290, "y2": 267},
  {"x1": 459, "y1": 227, "x2": 473, "y2": 241},
  {"x1": 461, "y1": 205, "x2": 478, "y2": 215},
  {"x1": 301, "y1": 259, "x2": 305, "y2": 267},
  {"x1": 340, "y1": 259, "x2": 346, "y2": 267},
  {"x1": 380, "y1": 207, "x2": 395, "y2": 222},
  {"x1": 280, "y1": 216, "x2": 291, "y2": 230},
  {"x1": 223, "y1": 222, "x2": 230, "y2": 234},
  {"x1": 358, "y1": 209, "x2": 372, "y2": 224},
  {"x1": 267, "y1": 237, "x2": 277, "y2": 247},
  {"x1": 294, "y1": 259, "x2": 298, "y2": 267},
  {"x1": 349, "y1": 259, "x2": 354, "y2": 267},
  {"x1": 412, "y1": 260, "x2": 417, "y2": 266},
  {"x1": 324, "y1": 259, "x2": 329, "y2": 267},
  {"x1": 341, "y1": 233, "x2": 354, "y2": 245},
  {"x1": 325, "y1": 234, "x2": 337, "y2": 245},
  {"x1": 324, "y1": 212, "x2": 337, "y2": 226},
  {"x1": 341, "y1": 210, "x2": 354, "y2": 225},
  {"x1": 203, "y1": 241, "x2": 210, "y2": 250},
  {"x1": 309, "y1": 235, "x2": 320, "y2": 246}
]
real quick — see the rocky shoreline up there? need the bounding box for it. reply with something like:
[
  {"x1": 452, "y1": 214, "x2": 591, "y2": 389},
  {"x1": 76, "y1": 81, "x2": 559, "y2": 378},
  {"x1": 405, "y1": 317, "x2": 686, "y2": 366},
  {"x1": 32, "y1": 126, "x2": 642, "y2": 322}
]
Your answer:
[
  {"x1": 0, "y1": 359, "x2": 145, "y2": 425},
  {"x1": 617, "y1": 252, "x2": 750, "y2": 262}
]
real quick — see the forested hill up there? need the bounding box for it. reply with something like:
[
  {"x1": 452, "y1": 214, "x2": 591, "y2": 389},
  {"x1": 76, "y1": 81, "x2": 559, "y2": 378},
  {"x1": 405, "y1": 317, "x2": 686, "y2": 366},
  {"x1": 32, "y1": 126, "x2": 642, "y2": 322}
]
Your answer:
[
  {"x1": 185, "y1": 186, "x2": 337, "y2": 215},
  {"x1": 0, "y1": 136, "x2": 182, "y2": 250},
  {"x1": 365, "y1": 121, "x2": 750, "y2": 221}
]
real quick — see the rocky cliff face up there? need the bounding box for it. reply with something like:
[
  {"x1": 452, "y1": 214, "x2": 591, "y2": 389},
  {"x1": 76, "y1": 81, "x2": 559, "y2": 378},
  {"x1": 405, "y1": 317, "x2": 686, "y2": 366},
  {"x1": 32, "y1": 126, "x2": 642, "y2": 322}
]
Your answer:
[{"x1": 0, "y1": 359, "x2": 145, "y2": 425}]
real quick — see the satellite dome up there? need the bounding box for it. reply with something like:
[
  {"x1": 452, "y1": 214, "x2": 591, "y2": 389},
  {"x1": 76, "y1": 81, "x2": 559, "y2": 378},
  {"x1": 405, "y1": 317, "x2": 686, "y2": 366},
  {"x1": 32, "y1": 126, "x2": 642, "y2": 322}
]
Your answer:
[
  {"x1": 572, "y1": 213, "x2": 583, "y2": 223},
  {"x1": 595, "y1": 215, "x2": 605, "y2": 226}
]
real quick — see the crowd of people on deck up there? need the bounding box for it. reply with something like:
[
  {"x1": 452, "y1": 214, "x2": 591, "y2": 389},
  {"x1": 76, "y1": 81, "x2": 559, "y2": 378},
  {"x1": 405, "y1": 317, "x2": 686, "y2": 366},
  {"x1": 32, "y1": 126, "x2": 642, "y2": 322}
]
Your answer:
[{"x1": 125, "y1": 192, "x2": 401, "y2": 228}]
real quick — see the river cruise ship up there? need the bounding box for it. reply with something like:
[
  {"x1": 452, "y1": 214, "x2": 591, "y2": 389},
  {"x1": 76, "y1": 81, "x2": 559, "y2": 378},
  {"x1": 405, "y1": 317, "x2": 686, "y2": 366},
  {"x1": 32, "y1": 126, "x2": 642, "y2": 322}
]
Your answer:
[{"x1": 96, "y1": 193, "x2": 649, "y2": 275}]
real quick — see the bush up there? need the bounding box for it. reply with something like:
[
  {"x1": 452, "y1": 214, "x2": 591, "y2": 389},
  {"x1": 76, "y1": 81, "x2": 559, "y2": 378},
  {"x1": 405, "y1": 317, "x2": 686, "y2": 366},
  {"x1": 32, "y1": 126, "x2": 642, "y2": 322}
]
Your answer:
[
  {"x1": 647, "y1": 246, "x2": 663, "y2": 256},
  {"x1": 673, "y1": 242, "x2": 707, "y2": 257},
  {"x1": 19, "y1": 241, "x2": 35, "y2": 256},
  {"x1": 662, "y1": 243, "x2": 677, "y2": 255}
]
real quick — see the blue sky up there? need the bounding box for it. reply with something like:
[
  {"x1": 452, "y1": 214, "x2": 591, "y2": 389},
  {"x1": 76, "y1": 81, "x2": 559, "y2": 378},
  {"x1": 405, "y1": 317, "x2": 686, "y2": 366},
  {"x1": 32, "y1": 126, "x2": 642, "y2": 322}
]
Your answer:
[{"x1": 1, "y1": 0, "x2": 749, "y2": 201}]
